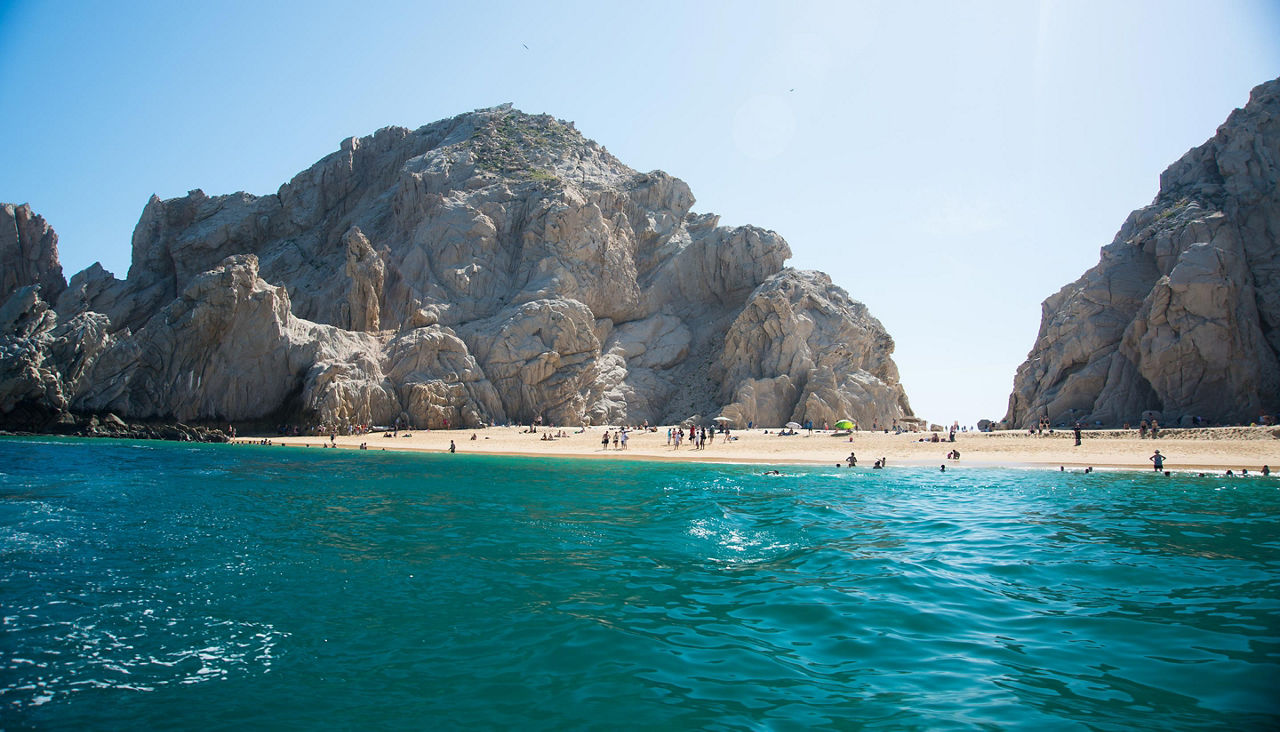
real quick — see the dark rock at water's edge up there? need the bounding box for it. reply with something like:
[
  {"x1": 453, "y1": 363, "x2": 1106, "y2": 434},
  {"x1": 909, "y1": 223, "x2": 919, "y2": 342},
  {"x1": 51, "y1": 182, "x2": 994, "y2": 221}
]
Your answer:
[
  {"x1": 1, "y1": 107, "x2": 913, "y2": 431},
  {"x1": 0, "y1": 412, "x2": 229, "y2": 443},
  {"x1": 1006, "y1": 78, "x2": 1280, "y2": 429}
]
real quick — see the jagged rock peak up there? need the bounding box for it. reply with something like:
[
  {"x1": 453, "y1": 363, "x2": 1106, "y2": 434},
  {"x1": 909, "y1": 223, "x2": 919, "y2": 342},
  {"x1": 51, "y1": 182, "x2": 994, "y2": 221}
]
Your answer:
[
  {"x1": 3, "y1": 106, "x2": 914, "y2": 430},
  {"x1": 1, "y1": 203, "x2": 65, "y2": 304},
  {"x1": 1005, "y1": 77, "x2": 1280, "y2": 428}
]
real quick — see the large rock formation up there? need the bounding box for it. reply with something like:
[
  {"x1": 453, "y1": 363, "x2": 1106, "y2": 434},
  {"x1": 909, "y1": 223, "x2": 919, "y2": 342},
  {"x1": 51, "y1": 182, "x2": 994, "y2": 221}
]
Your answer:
[
  {"x1": 1006, "y1": 78, "x2": 1280, "y2": 428},
  {"x1": 2, "y1": 105, "x2": 913, "y2": 430},
  {"x1": 2, "y1": 204, "x2": 64, "y2": 304}
]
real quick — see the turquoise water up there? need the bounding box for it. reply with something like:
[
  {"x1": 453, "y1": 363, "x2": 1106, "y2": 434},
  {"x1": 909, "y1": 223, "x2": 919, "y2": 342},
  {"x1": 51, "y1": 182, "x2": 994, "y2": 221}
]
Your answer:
[{"x1": 2, "y1": 437, "x2": 1278, "y2": 730}]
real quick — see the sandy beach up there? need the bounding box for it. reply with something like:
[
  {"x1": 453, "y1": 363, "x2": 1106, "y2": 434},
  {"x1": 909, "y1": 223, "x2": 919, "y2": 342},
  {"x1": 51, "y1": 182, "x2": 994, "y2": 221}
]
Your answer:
[{"x1": 258, "y1": 425, "x2": 1280, "y2": 473}]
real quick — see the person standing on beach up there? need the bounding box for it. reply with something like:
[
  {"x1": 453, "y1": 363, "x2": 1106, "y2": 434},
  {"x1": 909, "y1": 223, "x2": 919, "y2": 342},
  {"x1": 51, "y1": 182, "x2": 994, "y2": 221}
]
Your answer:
[
  {"x1": 1073, "y1": 423, "x2": 1082, "y2": 446},
  {"x1": 846, "y1": 452, "x2": 857, "y2": 467},
  {"x1": 449, "y1": 440, "x2": 456, "y2": 453},
  {"x1": 602, "y1": 431, "x2": 610, "y2": 450},
  {"x1": 1150, "y1": 450, "x2": 1165, "y2": 471}
]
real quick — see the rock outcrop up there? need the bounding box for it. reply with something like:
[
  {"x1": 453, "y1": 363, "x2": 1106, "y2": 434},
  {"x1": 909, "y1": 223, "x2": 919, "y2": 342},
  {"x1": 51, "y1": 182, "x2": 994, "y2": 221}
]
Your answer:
[
  {"x1": 2, "y1": 104, "x2": 913, "y2": 430},
  {"x1": 1006, "y1": 78, "x2": 1280, "y2": 428},
  {"x1": 2, "y1": 204, "x2": 64, "y2": 304},
  {"x1": 717, "y1": 270, "x2": 911, "y2": 428},
  {"x1": 0, "y1": 284, "x2": 113, "y2": 428}
]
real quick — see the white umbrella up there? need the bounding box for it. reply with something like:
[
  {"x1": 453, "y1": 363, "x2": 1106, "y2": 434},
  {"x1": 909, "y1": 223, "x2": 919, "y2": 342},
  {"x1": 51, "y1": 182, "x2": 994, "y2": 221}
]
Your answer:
[
  {"x1": 785, "y1": 421, "x2": 802, "y2": 429},
  {"x1": 712, "y1": 416, "x2": 732, "y2": 422}
]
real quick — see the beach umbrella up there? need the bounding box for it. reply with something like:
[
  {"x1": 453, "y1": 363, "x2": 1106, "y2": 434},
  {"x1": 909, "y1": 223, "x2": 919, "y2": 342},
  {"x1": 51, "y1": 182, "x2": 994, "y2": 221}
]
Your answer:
[
  {"x1": 712, "y1": 416, "x2": 732, "y2": 422},
  {"x1": 834, "y1": 419, "x2": 855, "y2": 430},
  {"x1": 785, "y1": 421, "x2": 802, "y2": 429}
]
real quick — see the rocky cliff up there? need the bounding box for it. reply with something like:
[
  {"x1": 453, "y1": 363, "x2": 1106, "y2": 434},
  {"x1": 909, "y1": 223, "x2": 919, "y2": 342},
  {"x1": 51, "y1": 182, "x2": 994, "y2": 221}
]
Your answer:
[
  {"x1": 1006, "y1": 78, "x2": 1280, "y2": 428},
  {"x1": 2, "y1": 204, "x2": 64, "y2": 305},
  {"x1": 2, "y1": 105, "x2": 913, "y2": 430}
]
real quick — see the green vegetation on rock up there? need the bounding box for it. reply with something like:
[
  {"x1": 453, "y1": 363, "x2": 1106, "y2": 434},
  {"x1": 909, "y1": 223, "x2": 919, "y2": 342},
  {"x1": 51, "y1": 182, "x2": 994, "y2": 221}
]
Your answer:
[{"x1": 471, "y1": 112, "x2": 575, "y2": 184}]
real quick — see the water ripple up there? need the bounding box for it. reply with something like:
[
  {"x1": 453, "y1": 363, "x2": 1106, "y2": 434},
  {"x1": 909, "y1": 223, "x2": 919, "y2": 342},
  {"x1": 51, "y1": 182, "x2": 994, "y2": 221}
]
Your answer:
[{"x1": 1, "y1": 438, "x2": 1277, "y2": 729}]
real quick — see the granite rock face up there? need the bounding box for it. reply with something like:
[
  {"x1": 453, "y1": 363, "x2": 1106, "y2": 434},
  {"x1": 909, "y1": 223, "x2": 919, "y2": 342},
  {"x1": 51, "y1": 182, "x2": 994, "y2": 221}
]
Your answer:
[
  {"x1": 2, "y1": 204, "x2": 64, "y2": 304},
  {"x1": 0, "y1": 285, "x2": 112, "y2": 427},
  {"x1": 1006, "y1": 78, "x2": 1280, "y2": 427},
  {"x1": 2, "y1": 105, "x2": 913, "y2": 429},
  {"x1": 717, "y1": 270, "x2": 911, "y2": 428}
]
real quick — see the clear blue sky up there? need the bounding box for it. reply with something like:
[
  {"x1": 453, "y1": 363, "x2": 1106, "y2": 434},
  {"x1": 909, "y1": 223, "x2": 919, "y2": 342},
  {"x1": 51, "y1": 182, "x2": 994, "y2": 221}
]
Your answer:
[{"x1": 2, "y1": 0, "x2": 1277, "y2": 425}]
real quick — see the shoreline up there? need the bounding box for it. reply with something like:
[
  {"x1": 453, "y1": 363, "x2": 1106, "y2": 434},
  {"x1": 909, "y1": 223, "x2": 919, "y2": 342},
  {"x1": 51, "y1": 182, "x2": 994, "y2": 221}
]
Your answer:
[{"x1": 247, "y1": 425, "x2": 1280, "y2": 473}]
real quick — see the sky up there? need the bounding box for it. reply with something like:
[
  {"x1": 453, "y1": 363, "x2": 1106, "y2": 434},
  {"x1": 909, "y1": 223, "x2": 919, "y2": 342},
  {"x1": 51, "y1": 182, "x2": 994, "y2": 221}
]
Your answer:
[{"x1": 1, "y1": 0, "x2": 1277, "y2": 425}]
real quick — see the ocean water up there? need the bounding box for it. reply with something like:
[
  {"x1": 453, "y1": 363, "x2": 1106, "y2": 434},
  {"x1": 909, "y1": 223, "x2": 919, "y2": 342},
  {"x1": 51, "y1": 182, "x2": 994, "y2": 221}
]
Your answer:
[{"x1": 1, "y1": 437, "x2": 1277, "y2": 730}]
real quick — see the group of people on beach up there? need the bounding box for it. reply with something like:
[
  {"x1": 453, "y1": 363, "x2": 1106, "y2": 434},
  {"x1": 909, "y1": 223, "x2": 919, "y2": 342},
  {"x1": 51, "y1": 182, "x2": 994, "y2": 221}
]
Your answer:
[
  {"x1": 666, "y1": 425, "x2": 718, "y2": 450},
  {"x1": 601, "y1": 430, "x2": 629, "y2": 450},
  {"x1": 233, "y1": 419, "x2": 1277, "y2": 478}
]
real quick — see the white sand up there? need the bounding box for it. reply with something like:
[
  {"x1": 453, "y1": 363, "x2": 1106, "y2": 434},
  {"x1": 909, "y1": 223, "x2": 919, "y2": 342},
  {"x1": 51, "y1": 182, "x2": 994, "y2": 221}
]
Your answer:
[{"x1": 256, "y1": 425, "x2": 1280, "y2": 472}]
